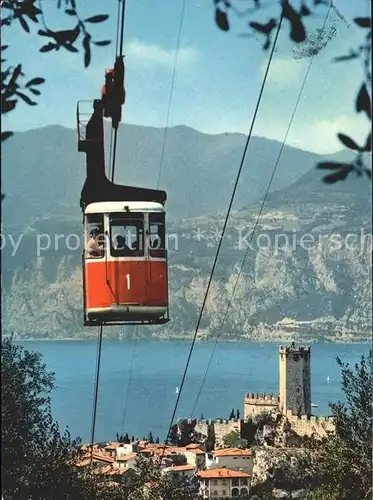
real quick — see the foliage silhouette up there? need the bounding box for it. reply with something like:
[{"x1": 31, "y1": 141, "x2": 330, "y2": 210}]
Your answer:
[
  {"x1": 1, "y1": 337, "x2": 202, "y2": 499},
  {"x1": 1, "y1": 0, "x2": 111, "y2": 143},
  {"x1": 303, "y1": 350, "x2": 372, "y2": 500},
  {"x1": 249, "y1": 350, "x2": 372, "y2": 499},
  {"x1": 212, "y1": 0, "x2": 372, "y2": 184},
  {"x1": 222, "y1": 429, "x2": 248, "y2": 449},
  {"x1": 171, "y1": 453, "x2": 188, "y2": 466}
]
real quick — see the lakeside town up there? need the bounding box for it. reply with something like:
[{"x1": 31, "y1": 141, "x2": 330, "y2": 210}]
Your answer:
[
  {"x1": 78, "y1": 440, "x2": 252, "y2": 498},
  {"x1": 75, "y1": 344, "x2": 335, "y2": 498}
]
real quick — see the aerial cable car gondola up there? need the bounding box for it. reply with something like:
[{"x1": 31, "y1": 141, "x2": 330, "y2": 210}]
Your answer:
[{"x1": 76, "y1": 48, "x2": 169, "y2": 327}]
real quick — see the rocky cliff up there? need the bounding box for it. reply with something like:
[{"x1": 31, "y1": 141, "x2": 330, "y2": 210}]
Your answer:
[
  {"x1": 250, "y1": 447, "x2": 309, "y2": 499},
  {"x1": 2, "y1": 179, "x2": 371, "y2": 341}
]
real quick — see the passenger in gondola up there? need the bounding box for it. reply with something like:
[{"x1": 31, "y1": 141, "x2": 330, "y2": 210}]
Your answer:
[
  {"x1": 115, "y1": 234, "x2": 132, "y2": 256},
  {"x1": 87, "y1": 228, "x2": 104, "y2": 258}
]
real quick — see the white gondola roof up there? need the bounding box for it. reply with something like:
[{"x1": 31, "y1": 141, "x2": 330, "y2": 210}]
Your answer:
[{"x1": 85, "y1": 201, "x2": 165, "y2": 214}]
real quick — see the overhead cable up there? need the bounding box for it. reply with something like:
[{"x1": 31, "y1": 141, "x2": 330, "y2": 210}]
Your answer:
[
  {"x1": 190, "y1": 2, "x2": 333, "y2": 418},
  {"x1": 160, "y1": 10, "x2": 285, "y2": 459}
]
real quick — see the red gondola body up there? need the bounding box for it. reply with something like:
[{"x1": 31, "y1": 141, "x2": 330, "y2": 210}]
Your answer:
[
  {"x1": 77, "y1": 57, "x2": 169, "y2": 326},
  {"x1": 83, "y1": 201, "x2": 169, "y2": 325}
]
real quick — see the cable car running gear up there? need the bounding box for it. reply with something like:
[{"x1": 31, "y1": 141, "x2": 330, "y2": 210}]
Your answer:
[{"x1": 101, "y1": 56, "x2": 125, "y2": 129}]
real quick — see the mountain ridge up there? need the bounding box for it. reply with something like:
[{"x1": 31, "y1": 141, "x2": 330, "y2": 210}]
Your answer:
[
  {"x1": 2, "y1": 123, "x2": 371, "y2": 342},
  {"x1": 2, "y1": 123, "x2": 357, "y2": 229}
]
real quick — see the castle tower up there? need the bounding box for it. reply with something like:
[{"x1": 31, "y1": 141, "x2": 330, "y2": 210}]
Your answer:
[{"x1": 279, "y1": 343, "x2": 311, "y2": 417}]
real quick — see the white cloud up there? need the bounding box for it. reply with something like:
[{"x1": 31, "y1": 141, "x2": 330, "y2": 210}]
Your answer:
[
  {"x1": 261, "y1": 57, "x2": 308, "y2": 86},
  {"x1": 292, "y1": 114, "x2": 371, "y2": 153},
  {"x1": 125, "y1": 39, "x2": 199, "y2": 68},
  {"x1": 193, "y1": 111, "x2": 370, "y2": 155},
  {"x1": 256, "y1": 113, "x2": 370, "y2": 154}
]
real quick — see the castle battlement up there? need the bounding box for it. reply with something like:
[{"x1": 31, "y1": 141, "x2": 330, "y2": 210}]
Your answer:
[
  {"x1": 244, "y1": 392, "x2": 279, "y2": 405},
  {"x1": 279, "y1": 344, "x2": 311, "y2": 356},
  {"x1": 180, "y1": 418, "x2": 242, "y2": 426},
  {"x1": 286, "y1": 409, "x2": 334, "y2": 424}
]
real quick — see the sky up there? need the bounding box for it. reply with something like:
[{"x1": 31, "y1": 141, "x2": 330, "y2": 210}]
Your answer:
[{"x1": 2, "y1": 0, "x2": 371, "y2": 153}]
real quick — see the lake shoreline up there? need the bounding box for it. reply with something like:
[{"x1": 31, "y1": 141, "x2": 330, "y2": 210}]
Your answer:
[
  {"x1": 12, "y1": 336, "x2": 371, "y2": 344},
  {"x1": 14, "y1": 340, "x2": 369, "y2": 442}
]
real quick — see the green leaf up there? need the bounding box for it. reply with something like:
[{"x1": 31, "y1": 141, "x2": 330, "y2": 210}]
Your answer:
[
  {"x1": 215, "y1": 8, "x2": 229, "y2": 31},
  {"x1": 25, "y1": 77, "x2": 45, "y2": 87},
  {"x1": 15, "y1": 91, "x2": 37, "y2": 105},
  {"x1": 354, "y1": 17, "x2": 371, "y2": 28},
  {"x1": 317, "y1": 162, "x2": 349, "y2": 170},
  {"x1": 9, "y1": 64, "x2": 22, "y2": 88},
  {"x1": 323, "y1": 168, "x2": 351, "y2": 184},
  {"x1": 363, "y1": 132, "x2": 371, "y2": 152},
  {"x1": 19, "y1": 16, "x2": 30, "y2": 33},
  {"x1": 2, "y1": 100, "x2": 17, "y2": 113},
  {"x1": 84, "y1": 14, "x2": 109, "y2": 23},
  {"x1": 300, "y1": 3, "x2": 311, "y2": 16},
  {"x1": 65, "y1": 9, "x2": 76, "y2": 16},
  {"x1": 29, "y1": 88, "x2": 41, "y2": 95},
  {"x1": 54, "y1": 28, "x2": 81, "y2": 44},
  {"x1": 38, "y1": 29, "x2": 53, "y2": 37},
  {"x1": 83, "y1": 35, "x2": 91, "y2": 67},
  {"x1": 249, "y1": 19, "x2": 277, "y2": 35},
  {"x1": 93, "y1": 40, "x2": 111, "y2": 46},
  {"x1": 283, "y1": 1, "x2": 306, "y2": 42},
  {"x1": 62, "y1": 43, "x2": 78, "y2": 53},
  {"x1": 40, "y1": 43, "x2": 57, "y2": 53},
  {"x1": 337, "y1": 133, "x2": 360, "y2": 151},
  {"x1": 356, "y1": 83, "x2": 372, "y2": 120},
  {"x1": 23, "y1": 2, "x2": 42, "y2": 23},
  {"x1": 333, "y1": 51, "x2": 359, "y2": 62},
  {"x1": 1, "y1": 132, "x2": 14, "y2": 141}
]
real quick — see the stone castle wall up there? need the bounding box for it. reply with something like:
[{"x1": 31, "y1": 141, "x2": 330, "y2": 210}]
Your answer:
[
  {"x1": 244, "y1": 392, "x2": 279, "y2": 419},
  {"x1": 286, "y1": 410, "x2": 335, "y2": 438},
  {"x1": 188, "y1": 418, "x2": 245, "y2": 448},
  {"x1": 180, "y1": 345, "x2": 333, "y2": 449},
  {"x1": 279, "y1": 345, "x2": 311, "y2": 417}
]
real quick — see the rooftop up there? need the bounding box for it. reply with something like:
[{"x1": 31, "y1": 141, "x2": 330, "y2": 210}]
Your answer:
[
  {"x1": 197, "y1": 468, "x2": 251, "y2": 479},
  {"x1": 213, "y1": 448, "x2": 252, "y2": 457},
  {"x1": 116, "y1": 452, "x2": 137, "y2": 461},
  {"x1": 167, "y1": 464, "x2": 196, "y2": 472}
]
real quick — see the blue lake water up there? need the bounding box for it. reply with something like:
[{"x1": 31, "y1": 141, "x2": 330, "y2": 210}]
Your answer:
[{"x1": 18, "y1": 340, "x2": 370, "y2": 443}]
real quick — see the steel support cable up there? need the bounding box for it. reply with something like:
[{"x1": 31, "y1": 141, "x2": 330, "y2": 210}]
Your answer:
[
  {"x1": 159, "y1": 12, "x2": 284, "y2": 463},
  {"x1": 115, "y1": 0, "x2": 122, "y2": 56},
  {"x1": 110, "y1": 128, "x2": 119, "y2": 183},
  {"x1": 156, "y1": 0, "x2": 187, "y2": 189},
  {"x1": 118, "y1": 0, "x2": 127, "y2": 58},
  {"x1": 189, "y1": 3, "x2": 333, "y2": 419},
  {"x1": 110, "y1": 0, "x2": 127, "y2": 184},
  {"x1": 90, "y1": 323, "x2": 104, "y2": 463},
  {"x1": 89, "y1": 2, "x2": 128, "y2": 463},
  {"x1": 107, "y1": 128, "x2": 114, "y2": 179},
  {"x1": 108, "y1": 0, "x2": 123, "y2": 180},
  {"x1": 120, "y1": 327, "x2": 138, "y2": 435}
]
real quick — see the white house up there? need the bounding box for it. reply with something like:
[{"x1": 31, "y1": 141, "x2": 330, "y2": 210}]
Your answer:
[
  {"x1": 205, "y1": 448, "x2": 253, "y2": 474},
  {"x1": 183, "y1": 447, "x2": 206, "y2": 469},
  {"x1": 115, "y1": 443, "x2": 139, "y2": 457},
  {"x1": 115, "y1": 452, "x2": 138, "y2": 470},
  {"x1": 197, "y1": 468, "x2": 250, "y2": 499}
]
